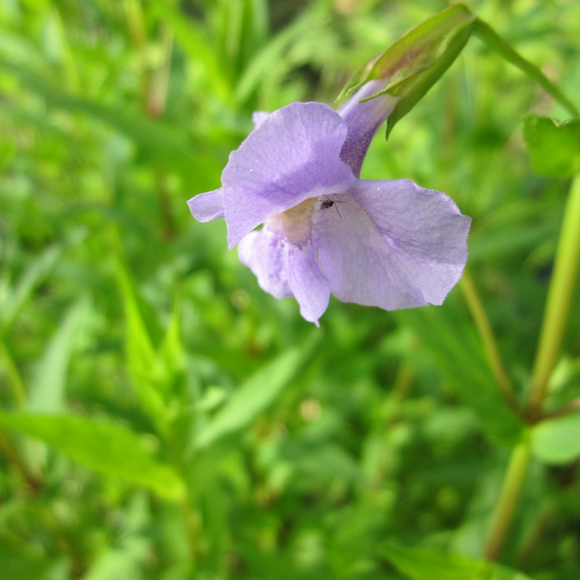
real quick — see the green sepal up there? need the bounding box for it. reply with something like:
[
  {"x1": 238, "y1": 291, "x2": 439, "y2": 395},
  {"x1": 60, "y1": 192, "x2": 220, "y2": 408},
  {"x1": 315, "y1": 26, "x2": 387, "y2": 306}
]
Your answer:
[
  {"x1": 338, "y1": 5, "x2": 476, "y2": 138},
  {"x1": 338, "y1": 4, "x2": 578, "y2": 140},
  {"x1": 523, "y1": 114, "x2": 580, "y2": 177}
]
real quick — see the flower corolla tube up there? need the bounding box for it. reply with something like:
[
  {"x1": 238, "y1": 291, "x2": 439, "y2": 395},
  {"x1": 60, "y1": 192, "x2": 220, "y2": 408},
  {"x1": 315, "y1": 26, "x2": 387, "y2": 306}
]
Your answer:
[{"x1": 188, "y1": 81, "x2": 471, "y2": 325}]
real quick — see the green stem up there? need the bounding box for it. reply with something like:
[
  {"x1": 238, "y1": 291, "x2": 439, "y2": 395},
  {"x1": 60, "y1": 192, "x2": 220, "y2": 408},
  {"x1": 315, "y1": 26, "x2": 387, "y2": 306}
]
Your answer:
[
  {"x1": 146, "y1": 22, "x2": 174, "y2": 120},
  {"x1": 148, "y1": 24, "x2": 176, "y2": 241},
  {"x1": 0, "y1": 427, "x2": 42, "y2": 491},
  {"x1": 44, "y1": 506, "x2": 86, "y2": 578},
  {"x1": 517, "y1": 499, "x2": 556, "y2": 569},
  {"x1": 385, "y1": 362, "x2": 414, "y2": 426},
  {"x1": 473, "y1": 18, "x2": 579, "y2": 117},
  {"x1": 484, "y1": 440, "x2": 532, "y2": 561},
  {"x1": 155, "y1": 171, "x2": 176, "y2": 242},
  {"x1": 460, "y1": 270, "x2": 518, "y2": 412},
  {"x1": 168, "y1": 428, "x2": 199, "y2": 566},
  {"x1": 123, "y1": 0, "x2": 150, "y2": 112},
  {"x1": 528, "y1": 175, "x2": 580, "y2": 419},
  {"x1": 123, "y1": 0, "x2": 176, "y2": 241},
  {"x1": 179, "y1": 495, "x2": 200, "y2": 565},
  {"x1": 542, "y1": 395, "x2": 580, "y2": 421},
  {"x1": 0, "y1": 342, "x2": 27, "y2": 407}
]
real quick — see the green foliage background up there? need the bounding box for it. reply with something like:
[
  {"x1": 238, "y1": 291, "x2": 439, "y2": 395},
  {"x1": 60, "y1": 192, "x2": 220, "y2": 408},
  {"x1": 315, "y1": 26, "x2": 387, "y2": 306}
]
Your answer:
[{"x1": 1, "y1": 0, "x2": 580, "y2": 578}]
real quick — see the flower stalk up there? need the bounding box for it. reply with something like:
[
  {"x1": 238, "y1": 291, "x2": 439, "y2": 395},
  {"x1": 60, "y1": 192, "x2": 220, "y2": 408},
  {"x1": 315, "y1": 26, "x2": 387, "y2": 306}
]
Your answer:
[
  {"x1": 0, "y1": 427, "x2": 42, "y2": 491},
  {"x1": 0, "y1": 342, "x2": 27, "y2": 408},
  {"x1": 460, "y1": 270, "x2": 517, "y2": 411},
  {"x1": 528, "y1": 174, "x2": 580, "y2": 419},
  {"x1": 485, "y1": 175, "x2": 580, "y2": 560},
  {"x1": 484, "y1": 440, "x2": 532, "y2": 561}
]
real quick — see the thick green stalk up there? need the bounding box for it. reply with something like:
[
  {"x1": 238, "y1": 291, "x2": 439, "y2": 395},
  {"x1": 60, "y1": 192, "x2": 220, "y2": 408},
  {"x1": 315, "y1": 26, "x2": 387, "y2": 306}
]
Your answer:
[
  {"x1": 484, "y1": 441, "x2": 532, "y2": 560},
  {"x1": 485, "y1": 175, "x2": 580, "y2": 560},
  {"x1": 528, "y1": 175, "x2": 580, "y2": 419}
]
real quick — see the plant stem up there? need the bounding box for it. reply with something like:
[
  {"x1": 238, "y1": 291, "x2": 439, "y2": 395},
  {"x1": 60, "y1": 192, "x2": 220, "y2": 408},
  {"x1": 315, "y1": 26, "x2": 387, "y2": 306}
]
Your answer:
[
  {"x1": 155, "y1": 171, "x2": 176, "y2": 242},
  {"x1": 146, "y1": 22, "x2": 174, "y2": 120},
  {"x1": 528, "y1": 175, "x2": 580, "y2": 419},
  {"x1": 0, "y1": 342, "x2": 27, "y2": 407},
  {"x1": 484, "y1": 441, "x2": 531, "y2": 561},
  {"x1": 123, "y1": 0, "x2": 176, "y2": 241},
  {"x1": 517, "y1": 499, "x2": 556, "y2": 569},
  {"x1": 460, "y1": 270, "x2": 518, "y2": 411},
  {"x1": 180, "y1": 495, "x2": 201, "y2": 565},
  {"x1": 0, "y1": 427, "x2": 42, "y2": 491},
  {"x1": 473, "y1": 18, "x2": 579, "y2": 117},
  {"x1": 148, "y1": 22, "x2": 176, "y2": 241},
  {"x1": 385, "y1": 361, "x2": 414, "y2": 426},
  {"x1": 123, "y1": 0, "x2": 150, "y2": 111},
  {"x1": 542, "y1": 395, "x2": 580, "y2": 421},
  {"x1": 168, "y1": 426, "x2": 200, "y2": 566}
]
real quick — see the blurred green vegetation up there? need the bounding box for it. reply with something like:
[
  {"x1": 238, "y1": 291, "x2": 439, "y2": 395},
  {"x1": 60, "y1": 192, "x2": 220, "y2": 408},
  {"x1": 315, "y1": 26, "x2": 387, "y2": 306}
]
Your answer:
[{"x1": 1, "y1": 0, "x2": 580, "y2": 579}]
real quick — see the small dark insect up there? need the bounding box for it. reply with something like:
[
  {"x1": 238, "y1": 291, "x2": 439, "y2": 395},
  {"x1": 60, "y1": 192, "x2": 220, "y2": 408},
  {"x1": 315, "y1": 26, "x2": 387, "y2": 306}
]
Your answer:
[{"x1": 320, "y1": 199, "x2": 345, "y2": 218}]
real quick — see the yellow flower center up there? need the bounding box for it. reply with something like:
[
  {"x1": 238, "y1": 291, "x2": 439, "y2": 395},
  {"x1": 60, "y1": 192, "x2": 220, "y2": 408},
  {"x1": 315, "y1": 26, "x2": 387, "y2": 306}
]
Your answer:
[{"x1": 281, "y1": 198, "x2": 316, "y2": 244}]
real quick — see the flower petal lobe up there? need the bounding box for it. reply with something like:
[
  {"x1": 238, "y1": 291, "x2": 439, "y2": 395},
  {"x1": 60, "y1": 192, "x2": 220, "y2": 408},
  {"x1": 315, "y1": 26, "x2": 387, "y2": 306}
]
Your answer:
[
  {"x1": 222, "y1": 102, "x2": 354, "y2": 248},
  {"x1": 188, "y1": 189, "x2": 225, "y2": 222},
  {"x1": 313, "y1": 182, "x2": 470, "y2": 309}
]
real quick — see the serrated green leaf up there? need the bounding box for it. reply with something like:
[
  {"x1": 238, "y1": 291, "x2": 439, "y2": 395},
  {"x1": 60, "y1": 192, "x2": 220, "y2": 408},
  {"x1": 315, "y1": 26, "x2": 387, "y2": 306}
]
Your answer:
[
  {"x1": 0, "y1": 412, "x2": 185, "y2": 500},
  {"x1": 523, "y1": 114, "x2": 580, "y2": 177},
  {"x1": 383, "y1": 544, "x2": 533, "y2": 580},
  {"x1": 531, "y1": 413, "x2": 580, "y2": 464},
  {"x1": 195, "y1": 335, "x2": 319, "y2": 449}
]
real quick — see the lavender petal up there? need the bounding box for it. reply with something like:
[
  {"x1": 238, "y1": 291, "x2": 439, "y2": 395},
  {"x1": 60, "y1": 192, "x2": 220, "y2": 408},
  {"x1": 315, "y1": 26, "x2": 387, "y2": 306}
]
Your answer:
[
  {"x1": 338, "y1": 80, "x2": 398, "y2": 177},
  {"x1": 286, "y1": 243, "x2": 331, "y2": 326},
  {"x1": 222, "y1": 102, "x2": 354, "y2": 248},
  {"x1": 187, "y1": 188, "x2": 225, "y2": 222},
  {"x1": 313, "y1": 181, "x2": 470, "y2": 309},
  {"x1": 238, "y1": 226, "x2": 292, "y2": 299},
  {"x1": 252, "y1": 111, "x2": 270, "y2": 129}
]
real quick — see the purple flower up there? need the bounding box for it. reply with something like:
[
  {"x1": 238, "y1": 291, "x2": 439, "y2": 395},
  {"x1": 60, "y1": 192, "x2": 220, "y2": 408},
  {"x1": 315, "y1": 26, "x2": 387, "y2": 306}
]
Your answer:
[{"x1": 188, "y1": 81, "x2": 471, "y2": 325}]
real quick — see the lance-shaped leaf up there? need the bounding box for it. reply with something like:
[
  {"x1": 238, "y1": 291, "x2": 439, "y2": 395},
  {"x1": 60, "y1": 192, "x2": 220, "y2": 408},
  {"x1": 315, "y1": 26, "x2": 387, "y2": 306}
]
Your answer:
[
  {"x1": 383, "y1": 544, "x2": 534, "y2": 580},
  {"x1": 523, "y1": 114, "x2": 580, "y2": 177},
  {"x1": 0, "y1": 412, "x2": 185, "y2": 500},
  {"x1": 339, "y1": 5, "x2": 476, "y2": 138},
  {"x1": 195, "y1": 333, "x2": 319, "y2": 450}
]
